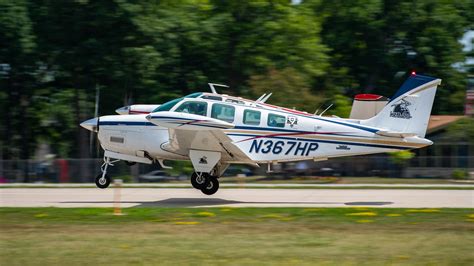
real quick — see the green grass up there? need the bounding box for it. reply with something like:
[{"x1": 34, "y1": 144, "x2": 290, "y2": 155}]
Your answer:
[{"x1": 1, "y1": 207, "x2": 473, "y2": 265}]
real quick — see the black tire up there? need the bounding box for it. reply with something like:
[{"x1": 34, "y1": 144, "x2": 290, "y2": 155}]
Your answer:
[
  {"x1": 201, "y1": 176, "x2": 219, "y2": 195},
  {"x1": 191, "y1": 172, "x2": 208, "y2": 189},
  {"x1": 95, "y1": 174, "x2": 111, "y2": 189}
]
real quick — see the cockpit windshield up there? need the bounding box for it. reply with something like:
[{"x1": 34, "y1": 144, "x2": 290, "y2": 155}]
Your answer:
[
  {"x1": 152, "y1": 92, "x2": 203, "y2": 112},
  {"x1": 185, "y1": 92, "x2": 203, "y2": 98}
]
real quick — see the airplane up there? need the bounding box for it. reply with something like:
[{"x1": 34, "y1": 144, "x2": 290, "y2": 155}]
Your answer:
[{"x1": 81, "y1": 74, "x2": 441, "y2": 195}]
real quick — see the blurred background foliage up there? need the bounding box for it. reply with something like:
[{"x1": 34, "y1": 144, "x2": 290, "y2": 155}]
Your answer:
[{"x1": 0, "y1": 0, "x2": 472, "y2": 159}]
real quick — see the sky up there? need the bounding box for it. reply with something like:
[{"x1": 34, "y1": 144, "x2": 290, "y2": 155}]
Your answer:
[
  {"x1": 461, "y1": 30, "x2": 473, "y2": 65},
  {"x1": 461, "y1": 30, "x2": 473, "y2": 52}
]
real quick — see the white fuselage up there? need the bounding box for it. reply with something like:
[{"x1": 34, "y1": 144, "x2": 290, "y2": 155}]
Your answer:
[{"x1": 97, "y1": 95, "x2": 432, "y2": 164}]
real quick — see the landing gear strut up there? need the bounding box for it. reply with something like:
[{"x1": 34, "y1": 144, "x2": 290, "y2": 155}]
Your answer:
[
  {"x1": 191, "y1": 172, "x2": 208, "y2": 189},
  {"x1": 190, "y1": 172, "x2": 219, "y2": 195},
  {"x1": 95, "y1": 157, "x2": 119, "y2": 189}
]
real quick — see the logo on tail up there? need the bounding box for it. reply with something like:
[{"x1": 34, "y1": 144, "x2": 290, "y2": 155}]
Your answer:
[
  {"x1": 199, "y1": 156, "x2": 208, "y2": 164},
  {"x1": 390, "y1": 99, "x2": 412, "y2": 119}
]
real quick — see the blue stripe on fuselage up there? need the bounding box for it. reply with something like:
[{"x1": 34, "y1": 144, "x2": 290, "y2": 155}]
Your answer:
[
  {"x1": 98, "y1": 120, "x2": 408, "y2": 149},
  {"x1": 99, "y1": 120, "x2": 229, "y2": 129},
  {"x1": 150, "y1": 113, "x2": 379, "y2": 134},
  {"x1": 226, "y1": 133, "x2": 410, "y2": 150},
  {"x1": 99, "y1": 121, "x2": 362, "y2": 137}
]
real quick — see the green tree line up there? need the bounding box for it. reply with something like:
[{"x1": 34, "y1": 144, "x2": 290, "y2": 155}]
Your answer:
[{"x1": 0, "y1": 0, "x2": 472, "y2": 159}]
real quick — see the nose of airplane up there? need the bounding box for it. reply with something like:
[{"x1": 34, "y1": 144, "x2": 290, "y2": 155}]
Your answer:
[
  {"x1": 80, "y1": 117, "x2": 99, "y2": 132},
  {"x1": 115, "y1": 106, "x2": 129, "y2": 115}
]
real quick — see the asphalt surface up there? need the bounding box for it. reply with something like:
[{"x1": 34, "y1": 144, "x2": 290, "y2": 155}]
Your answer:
[
  {"x1": 2, "y1": 183, "x2": 473, "y2": 188},
  {"x1": 1, "y1": 188, "x2": 472, "y2": 208}
]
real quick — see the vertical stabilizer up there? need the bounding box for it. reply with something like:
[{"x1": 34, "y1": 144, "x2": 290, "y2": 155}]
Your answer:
[{"x1": 362, "y1": 74, "x2": 442, "y2": 138}]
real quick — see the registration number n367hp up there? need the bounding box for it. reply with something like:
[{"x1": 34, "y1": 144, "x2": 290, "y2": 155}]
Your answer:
[{"x1": 249, "y1": 139, "x2": 318, "y2": 156}]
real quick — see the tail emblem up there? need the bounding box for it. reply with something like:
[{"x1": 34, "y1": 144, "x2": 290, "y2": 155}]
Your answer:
[{"x1": 390, "y1": 99, "x2": 412, "y2": 119}]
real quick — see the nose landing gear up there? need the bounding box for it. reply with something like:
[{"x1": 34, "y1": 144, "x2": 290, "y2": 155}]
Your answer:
[
  {"x1": 95, "y1": 173, "x2": 110, "y2": 189},
  {"x1": 95, "y1": 157, "x2": 119, "y2": 189}
]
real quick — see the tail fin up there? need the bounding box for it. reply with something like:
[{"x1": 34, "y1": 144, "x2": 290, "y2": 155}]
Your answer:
[{"x1": 363, "y1": 74, "x2": 442, "y2": 138}]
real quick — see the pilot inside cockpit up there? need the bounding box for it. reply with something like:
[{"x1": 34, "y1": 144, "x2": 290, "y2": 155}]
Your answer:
[{"x1": 175, "y1": 101, "x2": 207, "y2": 116}]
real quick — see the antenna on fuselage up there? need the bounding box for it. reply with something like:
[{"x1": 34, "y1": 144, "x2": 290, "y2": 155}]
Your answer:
[
  {"x1": 261, "y1": 92, "x2": 272, "y2": 103},
  {"x1": 256, "y1": 93, "x2": 267, "y2": 102},
  {"x1": 208, "y1": 83, "x2": 229, "y2": 94},
  {"x1": 314, "y1": 105, "x2": 322, "y2": 115},
  {"x1": 318, "y1": 104, "x2": 333, "y2": 117}
]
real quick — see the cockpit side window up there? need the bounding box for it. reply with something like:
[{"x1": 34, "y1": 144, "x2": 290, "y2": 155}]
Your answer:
[
  {"x1": 211, "y1": 103, "x2": 235, "y2": 123},
  {"x1": 175, "y1": 101, "x2": 208, "y2": 116},
  {"x1": 267, "y1": 113, "x2": 286, "y2": 128}
]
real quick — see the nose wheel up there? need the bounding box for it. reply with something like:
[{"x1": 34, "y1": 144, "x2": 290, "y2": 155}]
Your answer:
[
  {"x1": 190, "y1": 172, "x2": 219, "y2": 195},
  {"x1": 95, "y1": 173, "x2": 111, "y2": 189},
  {"x1": 95, "y1": 156, "x2": 119, "y2": 189}
]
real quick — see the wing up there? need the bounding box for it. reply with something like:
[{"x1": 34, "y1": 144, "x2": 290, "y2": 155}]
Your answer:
[
  {"x1": 165, "y1": 128, "x2": 254, "y2": 163},
  {"x1": 147, "y1": 112, "x2": 254, "y2": 164}
]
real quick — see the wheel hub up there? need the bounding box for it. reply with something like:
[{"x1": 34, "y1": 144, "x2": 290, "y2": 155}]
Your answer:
[
  {"x1": 196, "y1": 175, "x2": 205, "y2": 184},
  {"x1": 206, "y1": 181, "x2": 213, "y2": 190}
]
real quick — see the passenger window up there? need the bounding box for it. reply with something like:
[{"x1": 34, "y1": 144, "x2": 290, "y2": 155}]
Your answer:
[
  {"x1": 243, "y1": 109, "x2": 261, "y2": 125},
  {"x1": 267, "y1": 113, "x2": 285, "y2": 128},
  {"x1": 175, "y1": 101, "x2": 207, "y2": 116},
  {"x1": 211, "y1": 103, "x2": 235, "y2": 123}
]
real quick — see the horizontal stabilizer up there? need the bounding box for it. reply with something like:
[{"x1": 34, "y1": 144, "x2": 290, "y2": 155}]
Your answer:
[
  {"x1": 115, "y1": 104, "x2": 160, "y2": 115},
  {"x1": 349, "y1": 94, "x2": 388, "y2": 119}
]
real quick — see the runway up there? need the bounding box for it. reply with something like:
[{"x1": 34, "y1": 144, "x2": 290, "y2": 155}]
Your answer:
[{"x1": 1, "y1": 188, "x2": 472, "y2": 208}]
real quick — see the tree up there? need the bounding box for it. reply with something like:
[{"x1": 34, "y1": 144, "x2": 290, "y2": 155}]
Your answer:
[
  {"x1": 445, "y1": 117, "x2": 474, "y2": 143},
  {"x1": 120, "y1": 0, "x2": 231, "y2": 102},
  {"x1": 212, "y1": 0, "x2": 329, "y2": 92},
  {"x1": 0, "y1": 0, "x2": 38, "y2": 160},
  {"x1": 249, "y1": 68, "x2": 323, "y2": 113},
  {"x1": 1, "y1": 0, "x2": 472, "y2": 162},
  {"x1": 307, "y1": 0, "x2": 472, "y2": 114},
  {"x1": 28, "y1": 0, "x2": 145, "y2": 159}
]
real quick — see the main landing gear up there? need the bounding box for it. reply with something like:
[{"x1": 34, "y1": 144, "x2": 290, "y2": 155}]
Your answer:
[
  {"x1": 95, "y1": 157, "x2": 119, "y2": 189},
  {"x1": 190, "y1": 172, "x2": 219, "y2": 195}
]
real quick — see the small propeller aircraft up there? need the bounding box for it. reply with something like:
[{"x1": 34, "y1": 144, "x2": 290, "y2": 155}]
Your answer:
[{"x1": 81, "y1": 74, "x2": 441, "y2": 195}]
